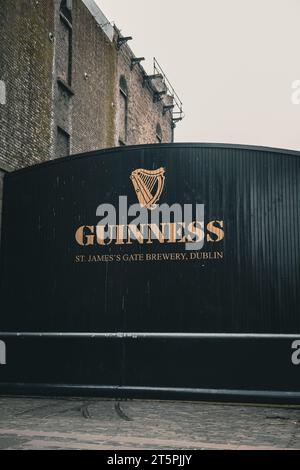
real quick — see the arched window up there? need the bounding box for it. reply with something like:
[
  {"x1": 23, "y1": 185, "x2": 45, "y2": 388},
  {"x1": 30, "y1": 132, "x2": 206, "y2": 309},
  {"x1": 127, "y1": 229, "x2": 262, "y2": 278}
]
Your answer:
[
  {"x1": 119, "y1": 76, "x2": 128, "y2": 145},
  {"x1": 156, "y1": 123, "x2": 162, "y2": 143}
]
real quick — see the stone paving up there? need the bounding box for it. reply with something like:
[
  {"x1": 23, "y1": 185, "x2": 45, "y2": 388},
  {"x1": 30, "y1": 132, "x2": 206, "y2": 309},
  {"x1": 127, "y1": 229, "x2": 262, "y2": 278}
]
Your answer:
[{"x1": 0, "y1": 396, "x2": 299, "y2": 449}]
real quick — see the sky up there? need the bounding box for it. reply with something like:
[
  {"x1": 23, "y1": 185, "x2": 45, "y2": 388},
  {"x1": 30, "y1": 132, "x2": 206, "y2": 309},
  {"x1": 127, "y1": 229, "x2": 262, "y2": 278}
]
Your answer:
[{"x1": 98, "y1": 0, "x2": 300, "y2": 150}]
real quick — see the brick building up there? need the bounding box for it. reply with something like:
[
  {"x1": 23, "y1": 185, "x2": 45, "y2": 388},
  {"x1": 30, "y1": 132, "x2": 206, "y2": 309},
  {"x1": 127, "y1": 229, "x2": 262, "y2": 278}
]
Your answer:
[{"x1": 0, "y1": 0, "x2": 183, "y2": 235}]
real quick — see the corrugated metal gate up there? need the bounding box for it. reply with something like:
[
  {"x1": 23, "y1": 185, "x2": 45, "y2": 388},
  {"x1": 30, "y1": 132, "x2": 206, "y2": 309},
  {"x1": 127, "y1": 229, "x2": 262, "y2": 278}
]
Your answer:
[{"x1": 0, "y1": 143, "x2": 299, "y2": 402}]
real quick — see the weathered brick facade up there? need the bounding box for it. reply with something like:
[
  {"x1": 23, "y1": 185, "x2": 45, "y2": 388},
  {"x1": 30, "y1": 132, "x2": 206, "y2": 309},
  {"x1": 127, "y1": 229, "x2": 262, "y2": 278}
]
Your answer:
[
  {"x1": 0, "y1": 0, "x2": 180, "y2": 236},
  {"x1": 70, "y1": 0, "x2": 117, "y2": 154},
  {"x1": 0, "y1": 0, "x2": 55, "y2": 171},
  {"x1": 117, "y1": 45, "x2": 173, "y2": 146}
]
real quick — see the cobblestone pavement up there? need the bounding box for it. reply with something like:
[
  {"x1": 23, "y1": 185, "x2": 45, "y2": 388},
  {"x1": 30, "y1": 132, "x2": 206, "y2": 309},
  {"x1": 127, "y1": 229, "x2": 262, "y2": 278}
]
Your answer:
[{"x1": 0, "y1": 397, "x2": 299, "y2": 449}]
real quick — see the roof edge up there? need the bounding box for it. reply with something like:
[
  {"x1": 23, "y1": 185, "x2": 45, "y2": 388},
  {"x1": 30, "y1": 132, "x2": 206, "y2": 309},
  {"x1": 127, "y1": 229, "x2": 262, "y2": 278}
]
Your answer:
[
  {"x1": 81, "y1": 0, "x2": 114, "y2": 41},
  {"x1": 5, "y1": 142, "x2": 300, "y2": 178}
]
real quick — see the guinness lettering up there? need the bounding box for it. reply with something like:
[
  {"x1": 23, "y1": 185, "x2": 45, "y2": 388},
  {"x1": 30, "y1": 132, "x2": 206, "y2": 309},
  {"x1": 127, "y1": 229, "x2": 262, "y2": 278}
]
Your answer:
[{"x1": 75, "y1": 220, "x2": 224, "y2": 247}]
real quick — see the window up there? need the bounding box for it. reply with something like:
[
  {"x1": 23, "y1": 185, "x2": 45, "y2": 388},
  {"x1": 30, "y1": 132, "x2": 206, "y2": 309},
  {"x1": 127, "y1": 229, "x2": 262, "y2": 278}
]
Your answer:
[
  {"x1": 57, "y1": 127, "x2": 70, "y2": 158},
  {"x1": 60, "y1": 0, "x2": 72, "y2": 23},
  {"x1": 119, "y1": 76, "x2": 128, "y2": 145},
  {"x1": 57, "y1": 1, "x2": 73, "y2": 85},
  {"x1": 156, "y1": 123, "x2": 162, "y2": 143}
]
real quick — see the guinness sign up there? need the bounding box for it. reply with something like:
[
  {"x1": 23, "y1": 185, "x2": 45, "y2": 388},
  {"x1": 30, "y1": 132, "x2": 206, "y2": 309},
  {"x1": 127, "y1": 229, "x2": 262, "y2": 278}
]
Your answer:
[{"x1": 74, "y1": 165, "x2": 225, "y2": 253}]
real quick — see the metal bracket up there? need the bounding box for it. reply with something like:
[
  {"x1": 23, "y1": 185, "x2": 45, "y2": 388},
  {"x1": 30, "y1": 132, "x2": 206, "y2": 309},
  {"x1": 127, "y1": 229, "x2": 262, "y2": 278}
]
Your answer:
[
  {"x1": 131, "y1": 57, "x2": 145, "y2": 70},
  {"x1": 163, "y1": 104, "x2": 175, "y2": 115},
  {"x1": 153, "y1": 90, "x2": 167, "y2": 103},
  {"x1": 117, "y1": 36, "x2": 133, "y2": 50}
]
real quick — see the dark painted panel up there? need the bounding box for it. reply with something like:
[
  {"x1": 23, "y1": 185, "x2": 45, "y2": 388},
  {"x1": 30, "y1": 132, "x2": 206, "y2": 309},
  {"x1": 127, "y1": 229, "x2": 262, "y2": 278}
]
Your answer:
[
  {"x1": 0, "y1": 143, "x2": 300, "y2": 399},
  {"x1": 0, "y1": 337, "x2": 122, "y2": 385},
  {"x1": 123, "y1": 337, "x2": 299, "y2": 392},
  {"x1": 0, "y1": 337, "x2": 299, "y2": 394}
]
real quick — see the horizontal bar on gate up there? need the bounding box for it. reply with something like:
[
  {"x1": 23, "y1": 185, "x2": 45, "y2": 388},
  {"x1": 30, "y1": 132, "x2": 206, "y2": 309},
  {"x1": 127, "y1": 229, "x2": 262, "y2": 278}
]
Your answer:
[
  {"x1": 0, "y1": 332, "x2": 300, "y2": 339},
  {"x1": 0, "y1": 382, "x2": 300, "y2": 403}
]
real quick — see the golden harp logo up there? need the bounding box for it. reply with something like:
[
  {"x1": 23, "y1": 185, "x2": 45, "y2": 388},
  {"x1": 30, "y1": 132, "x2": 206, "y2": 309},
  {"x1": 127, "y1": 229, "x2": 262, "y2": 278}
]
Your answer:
[{"x1": 130, "y1": 167, "x2": 165, "y2": 210}]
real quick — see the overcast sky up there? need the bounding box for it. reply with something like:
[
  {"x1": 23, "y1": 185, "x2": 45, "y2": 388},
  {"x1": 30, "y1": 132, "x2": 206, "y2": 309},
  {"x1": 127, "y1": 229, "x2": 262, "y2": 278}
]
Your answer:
[{"x1": 98, "y1": 0, "x2": 300, "y2": 150}]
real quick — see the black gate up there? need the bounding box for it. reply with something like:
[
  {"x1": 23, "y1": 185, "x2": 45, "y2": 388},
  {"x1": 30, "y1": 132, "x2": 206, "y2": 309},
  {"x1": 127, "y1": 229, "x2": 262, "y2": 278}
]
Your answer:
[{"x1": 0, "y1": 143, "x2": 300, "y2": 402}]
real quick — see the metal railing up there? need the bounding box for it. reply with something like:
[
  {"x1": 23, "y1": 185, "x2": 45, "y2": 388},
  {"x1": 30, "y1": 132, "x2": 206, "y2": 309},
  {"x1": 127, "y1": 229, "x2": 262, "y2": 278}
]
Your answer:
[{"x1": 153, "y1": 58, "x2": 184, "y2": 123}]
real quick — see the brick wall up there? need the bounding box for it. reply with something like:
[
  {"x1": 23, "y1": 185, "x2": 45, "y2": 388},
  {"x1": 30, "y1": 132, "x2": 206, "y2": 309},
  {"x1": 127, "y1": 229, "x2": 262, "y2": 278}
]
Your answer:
[
  {"x1": 0, "y1": 0, "x2": 175, "y2": 168},
  {"x1": 0, "y1": 0, "x2": 55, "y2": 171},
  {"x1": 0, "y1": 0, "x2": 176, "y2": 237},
  {"x1": 70, "y1": 0, "x2": 117, "y2": 155}
]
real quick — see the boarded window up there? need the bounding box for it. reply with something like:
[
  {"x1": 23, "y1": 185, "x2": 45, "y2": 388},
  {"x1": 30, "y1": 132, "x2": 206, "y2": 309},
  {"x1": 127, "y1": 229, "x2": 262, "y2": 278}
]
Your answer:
[
  {"x1": 119, "y1": 76, "x2": 128, "y2": 145},
  {"x1": 156, "y1": 123, "x2": 162, "y2": 143},
  {"x1": 60, "y1": 0, "x2": 72, "y2": 22},
  {"x1": 57, "y1": 1, "x2": 72, "y2": 85},
  {"x1": 57, "y1": 127, "x2": 70, "y2": 158}
]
